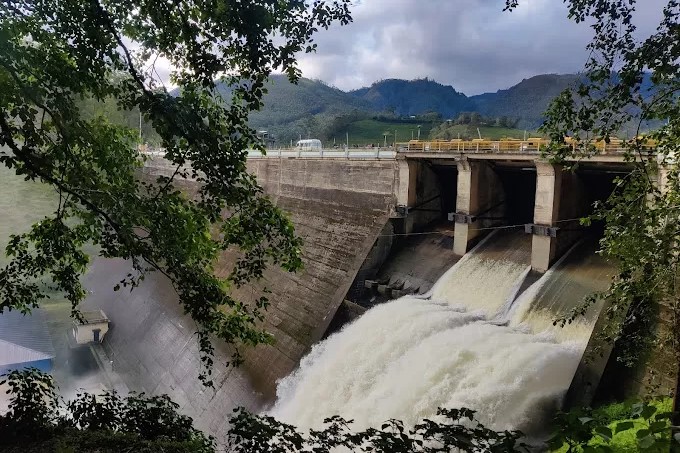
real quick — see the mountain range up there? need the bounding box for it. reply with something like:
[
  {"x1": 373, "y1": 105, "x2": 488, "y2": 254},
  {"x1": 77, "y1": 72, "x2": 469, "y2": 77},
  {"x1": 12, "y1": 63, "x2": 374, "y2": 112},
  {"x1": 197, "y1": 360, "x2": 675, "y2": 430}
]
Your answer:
[{"x1": 246, "y1": 73, "x2": 581, "y2": 144}]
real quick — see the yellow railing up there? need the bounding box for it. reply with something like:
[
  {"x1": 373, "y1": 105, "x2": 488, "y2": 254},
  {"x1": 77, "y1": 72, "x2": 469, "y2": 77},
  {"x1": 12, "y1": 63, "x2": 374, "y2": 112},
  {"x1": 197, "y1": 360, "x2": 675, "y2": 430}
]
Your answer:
[{"x1": 397, "y1": 138, "x2": 655, "y2": 154}]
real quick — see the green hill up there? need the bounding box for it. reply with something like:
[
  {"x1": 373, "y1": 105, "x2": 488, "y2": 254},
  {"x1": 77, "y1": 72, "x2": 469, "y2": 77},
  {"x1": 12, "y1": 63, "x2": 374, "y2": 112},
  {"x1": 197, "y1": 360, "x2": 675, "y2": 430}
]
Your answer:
[
  {"x1": 470, "y1": 74, "x2": 580, "y2": 129},
  {"x1": 338, "y1": 119, "x2": 437, "y2": 146},
  {"x1": 349, "y1": 78, "x2": 473, "y2": 118},
  {"x1": 217, "y1": 75, "x2": 373, "y2": 145}
]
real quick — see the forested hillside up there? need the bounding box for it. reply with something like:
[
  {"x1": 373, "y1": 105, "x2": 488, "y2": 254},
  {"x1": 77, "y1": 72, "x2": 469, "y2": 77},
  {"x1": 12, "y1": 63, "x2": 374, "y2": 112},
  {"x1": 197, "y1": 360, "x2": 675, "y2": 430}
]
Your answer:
[
  {"x1": 470, "y1": 74, "x2": 580, "y2": 128},
  {"x1": 349, "y1": 78, "x2": 473, "y2": 118}
]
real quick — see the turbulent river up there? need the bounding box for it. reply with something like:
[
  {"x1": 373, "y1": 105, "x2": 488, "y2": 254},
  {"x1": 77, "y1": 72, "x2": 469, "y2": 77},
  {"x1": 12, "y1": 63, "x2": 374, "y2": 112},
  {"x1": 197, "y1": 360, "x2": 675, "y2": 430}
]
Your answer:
[{"x1": 271, "y1": 230, "x2": 614, "y2": 436}]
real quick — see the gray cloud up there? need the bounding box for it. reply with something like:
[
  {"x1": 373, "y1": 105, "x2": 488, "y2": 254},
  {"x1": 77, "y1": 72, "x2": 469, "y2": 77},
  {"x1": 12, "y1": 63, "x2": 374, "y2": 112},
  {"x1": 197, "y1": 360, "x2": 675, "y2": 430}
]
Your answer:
[{"x1": 297, "y1": 0, "x2": 667, "y2": 95}]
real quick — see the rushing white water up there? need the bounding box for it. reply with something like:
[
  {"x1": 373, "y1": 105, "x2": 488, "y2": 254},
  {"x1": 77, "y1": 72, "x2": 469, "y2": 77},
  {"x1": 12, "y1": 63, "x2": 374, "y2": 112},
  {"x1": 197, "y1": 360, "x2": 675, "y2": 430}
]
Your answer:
[{"x1": 271, "y1": 231, "x2": 611, "y2": 435}]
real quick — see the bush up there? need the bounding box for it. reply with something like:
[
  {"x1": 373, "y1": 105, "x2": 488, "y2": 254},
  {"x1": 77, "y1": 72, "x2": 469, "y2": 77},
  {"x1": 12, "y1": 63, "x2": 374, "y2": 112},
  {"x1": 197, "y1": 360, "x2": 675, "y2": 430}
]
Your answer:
[{"x1": 0, "y1": 369, "x2": 215, "y2": 452}]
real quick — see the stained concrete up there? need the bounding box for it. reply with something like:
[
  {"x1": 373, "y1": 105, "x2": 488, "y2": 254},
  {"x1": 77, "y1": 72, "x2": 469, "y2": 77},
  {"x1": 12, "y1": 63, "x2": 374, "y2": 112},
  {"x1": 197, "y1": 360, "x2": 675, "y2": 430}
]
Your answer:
[
  {"x1": 453, "y1": 159, "x2": 506, "y2": 255},
  {"x1": 84, "y1": 157, "x2": 401, "y2": 438},
  {"x1": 368, "y1": 228, "x2": 460, "y2": 301}
]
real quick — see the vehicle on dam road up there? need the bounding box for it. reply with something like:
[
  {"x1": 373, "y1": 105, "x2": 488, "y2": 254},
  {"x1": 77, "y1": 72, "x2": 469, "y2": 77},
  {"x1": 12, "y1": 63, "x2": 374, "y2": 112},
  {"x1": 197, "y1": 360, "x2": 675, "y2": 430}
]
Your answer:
[{"x1": 295, "y1": 139, "x2": 323, "y2": 151}]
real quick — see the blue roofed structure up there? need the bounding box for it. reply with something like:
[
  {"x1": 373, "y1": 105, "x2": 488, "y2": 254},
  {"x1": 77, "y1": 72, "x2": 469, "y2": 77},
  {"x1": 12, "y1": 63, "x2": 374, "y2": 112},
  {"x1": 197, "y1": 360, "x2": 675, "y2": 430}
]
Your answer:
[{"x1": 0, "y1": 309, "x2": 55, "y2": 374}]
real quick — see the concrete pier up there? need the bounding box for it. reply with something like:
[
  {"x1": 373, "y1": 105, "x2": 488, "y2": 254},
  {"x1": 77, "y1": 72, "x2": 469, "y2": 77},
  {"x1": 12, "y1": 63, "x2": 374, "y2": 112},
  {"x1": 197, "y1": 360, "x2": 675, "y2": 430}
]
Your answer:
[
  {"x1": 453, "y1": 159, "x2": 505, "y2": 255},
  {"x1": 530, "y1": 160, "x2": 590, "y2": 272}
]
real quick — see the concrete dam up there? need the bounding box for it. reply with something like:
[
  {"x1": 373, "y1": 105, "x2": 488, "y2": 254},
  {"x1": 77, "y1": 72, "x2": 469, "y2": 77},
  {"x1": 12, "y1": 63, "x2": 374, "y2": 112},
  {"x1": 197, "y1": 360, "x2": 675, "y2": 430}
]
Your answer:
[{"x1": 81, "y1": 148, "x2": 646, "y2": 438}]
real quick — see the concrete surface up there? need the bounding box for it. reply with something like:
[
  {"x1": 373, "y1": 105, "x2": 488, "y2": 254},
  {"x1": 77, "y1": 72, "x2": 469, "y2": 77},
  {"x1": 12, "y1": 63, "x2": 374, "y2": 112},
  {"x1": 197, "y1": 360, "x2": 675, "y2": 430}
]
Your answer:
[{"x1": 83, "y1": 157, "x2": 401, "y2": 439}]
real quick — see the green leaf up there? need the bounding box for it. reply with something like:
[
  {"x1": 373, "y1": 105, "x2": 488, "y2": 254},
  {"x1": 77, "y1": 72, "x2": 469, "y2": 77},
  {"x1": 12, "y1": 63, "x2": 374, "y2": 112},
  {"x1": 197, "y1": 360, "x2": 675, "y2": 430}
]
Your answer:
[
  {"x1": 594, "y1": 426, "x2": 613, "y2": 442},
  {"x1": 636, "y1": 428, "x2": 651, "y2": 439},
  {"x1": 639, "y1": 405, "x2": 657, "y2": 420},
  {"x1": 614, "y1": 421, "x2": 634, "y2": 433},
  {"x1": 637, "y1": 434, "x2": 656, "y2": 449},
  {"x1": 648, "y1": 420, "x2": 668, "y2": 433}
]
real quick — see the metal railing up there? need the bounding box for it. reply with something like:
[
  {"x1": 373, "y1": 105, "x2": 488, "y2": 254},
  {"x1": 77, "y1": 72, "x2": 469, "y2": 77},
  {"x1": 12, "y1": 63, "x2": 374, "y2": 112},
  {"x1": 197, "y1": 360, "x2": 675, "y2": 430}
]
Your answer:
[{"x1": 397, "y1": 139, "x2": 654, "y2": 154}]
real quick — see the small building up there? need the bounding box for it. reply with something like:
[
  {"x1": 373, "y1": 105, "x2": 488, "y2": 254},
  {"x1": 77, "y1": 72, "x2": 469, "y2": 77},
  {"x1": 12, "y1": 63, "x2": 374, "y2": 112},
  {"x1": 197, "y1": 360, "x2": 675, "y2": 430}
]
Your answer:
[
  {"x1": 0, "y1": 309, "x2": 56, "y2": 375},
  {"x1": 72, "y1": 310, "x2": 110, "y2": 345}
]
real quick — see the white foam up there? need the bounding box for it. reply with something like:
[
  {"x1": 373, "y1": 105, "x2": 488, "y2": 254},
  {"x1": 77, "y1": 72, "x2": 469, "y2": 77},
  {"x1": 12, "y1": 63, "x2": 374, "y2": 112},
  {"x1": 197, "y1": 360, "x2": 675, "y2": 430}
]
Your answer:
[
  {"x1": 270, "y1": 232, "x2": 598, "y2": 435},
  {"x1": 271, "y1": 298, "x2": 585, "y2": 433}
]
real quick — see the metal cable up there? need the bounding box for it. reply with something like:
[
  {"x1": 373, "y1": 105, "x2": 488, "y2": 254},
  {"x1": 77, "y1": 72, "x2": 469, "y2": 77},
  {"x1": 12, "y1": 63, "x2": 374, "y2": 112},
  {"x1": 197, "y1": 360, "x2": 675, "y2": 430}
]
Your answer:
[{"x1": 378, "y1": 217, "x2": 586, "y2": 237}]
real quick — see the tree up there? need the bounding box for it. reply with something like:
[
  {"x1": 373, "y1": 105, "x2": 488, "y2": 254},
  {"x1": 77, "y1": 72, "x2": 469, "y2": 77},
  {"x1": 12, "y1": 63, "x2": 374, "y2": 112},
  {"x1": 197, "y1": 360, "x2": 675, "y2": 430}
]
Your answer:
[
  {"x1": 0, "y1": 0, "x2": 352, "y2": 383},
  {"x1": 506, "y1": 0, "x2": 680, "y2": 415},
  {"x1": 457, "y1": 112, "x2": 472, "y2": 125},
  {"x1": 0, "y1": 369, "x2": 215, "y2": 452}
]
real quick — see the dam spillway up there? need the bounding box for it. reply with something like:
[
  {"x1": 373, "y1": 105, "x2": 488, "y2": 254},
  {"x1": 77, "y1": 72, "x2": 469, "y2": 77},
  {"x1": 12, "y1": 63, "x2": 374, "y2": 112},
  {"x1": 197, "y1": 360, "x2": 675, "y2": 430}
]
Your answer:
[{"x1": 270, "y1": 232, "x2": 615, "y2": 435}]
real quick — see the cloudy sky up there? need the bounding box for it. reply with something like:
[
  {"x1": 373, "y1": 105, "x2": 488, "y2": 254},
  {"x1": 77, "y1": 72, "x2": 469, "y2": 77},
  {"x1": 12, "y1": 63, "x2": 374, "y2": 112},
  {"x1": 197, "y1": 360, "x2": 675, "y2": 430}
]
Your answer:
[{"x1": 295, "y1": 0, "x2": 665, "y2": 95}]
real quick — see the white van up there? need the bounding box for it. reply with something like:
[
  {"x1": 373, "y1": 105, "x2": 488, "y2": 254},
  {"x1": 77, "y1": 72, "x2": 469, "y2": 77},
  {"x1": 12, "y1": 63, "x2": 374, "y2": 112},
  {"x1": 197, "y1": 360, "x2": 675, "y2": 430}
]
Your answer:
[{"x1": 295, "y1": 139, "x2": 322, "y2": 151}]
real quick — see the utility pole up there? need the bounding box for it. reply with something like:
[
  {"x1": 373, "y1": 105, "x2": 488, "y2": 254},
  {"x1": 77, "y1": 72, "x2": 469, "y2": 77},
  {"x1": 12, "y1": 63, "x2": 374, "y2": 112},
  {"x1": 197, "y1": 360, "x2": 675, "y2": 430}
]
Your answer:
[{"x1": 394, "y1": 129, "x2": 397, "y2": 147}]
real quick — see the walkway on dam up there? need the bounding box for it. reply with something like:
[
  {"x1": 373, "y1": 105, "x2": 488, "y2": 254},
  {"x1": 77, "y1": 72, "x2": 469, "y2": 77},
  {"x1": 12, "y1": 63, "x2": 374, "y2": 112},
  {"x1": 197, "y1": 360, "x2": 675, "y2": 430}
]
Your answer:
[{"x1": 142, "y1": 138, "x2": 651, "y2": 163}]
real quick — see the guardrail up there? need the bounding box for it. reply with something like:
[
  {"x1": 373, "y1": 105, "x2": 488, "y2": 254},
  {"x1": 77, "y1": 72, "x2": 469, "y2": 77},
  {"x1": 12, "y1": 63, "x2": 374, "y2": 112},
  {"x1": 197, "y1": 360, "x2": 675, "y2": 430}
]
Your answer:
[{"x1": 397, "y1": 139, "x2": 654, "y2": 154}]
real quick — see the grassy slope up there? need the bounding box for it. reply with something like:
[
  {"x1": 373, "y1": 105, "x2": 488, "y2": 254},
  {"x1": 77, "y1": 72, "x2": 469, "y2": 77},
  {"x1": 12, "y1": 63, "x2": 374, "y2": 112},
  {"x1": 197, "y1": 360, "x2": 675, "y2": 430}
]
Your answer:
[
  {"x1": 341, "y1": 119, "x2": 436, "y2": 146},
  {"x1": 328, "y1": 119, "x2": 533, "y2": 146},
  {"x1": 432, "y1": 124, "x2": 540, "y2": 140}
]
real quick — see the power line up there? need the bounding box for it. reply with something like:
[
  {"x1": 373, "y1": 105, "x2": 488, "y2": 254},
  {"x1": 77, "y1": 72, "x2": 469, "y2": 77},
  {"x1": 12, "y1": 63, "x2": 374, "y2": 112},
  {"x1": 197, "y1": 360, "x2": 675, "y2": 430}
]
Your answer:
[{"x1": 378, "y1": 217, "x2": 586, "y2": 237}]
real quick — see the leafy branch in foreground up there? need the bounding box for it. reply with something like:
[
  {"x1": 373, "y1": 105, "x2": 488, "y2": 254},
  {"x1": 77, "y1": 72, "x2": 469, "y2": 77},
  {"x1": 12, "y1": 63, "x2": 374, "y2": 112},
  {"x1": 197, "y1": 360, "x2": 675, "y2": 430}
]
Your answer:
[
  {"x1": 0, "y1": 369, "x2": 214, "y2": 452},
  {"x1": 3, "y1": 369, "x2": 677, "y2": 452},
  {"x1": 548, "y1": 398, "x2": 675, "y2": 452},
  {"x1": 0, "y1": 0, "x2": 352, "y2": 383},
  {"x1": 228, "y1": 407, "x2": 527, "y2": 453},
  {"x1": 1, "y1": 369, "x2": 528, "y2": 452}
]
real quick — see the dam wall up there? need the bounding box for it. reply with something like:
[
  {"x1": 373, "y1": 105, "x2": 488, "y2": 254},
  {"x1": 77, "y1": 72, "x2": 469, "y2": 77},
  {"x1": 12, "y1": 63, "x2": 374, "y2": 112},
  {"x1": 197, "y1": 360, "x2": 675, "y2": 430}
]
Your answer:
[
  {"x1": 84, "y1": 156, "x2": 402, "y2": 438},
  {"x1": 226, "y1": 158, "x2": 401, "y2": 390}
]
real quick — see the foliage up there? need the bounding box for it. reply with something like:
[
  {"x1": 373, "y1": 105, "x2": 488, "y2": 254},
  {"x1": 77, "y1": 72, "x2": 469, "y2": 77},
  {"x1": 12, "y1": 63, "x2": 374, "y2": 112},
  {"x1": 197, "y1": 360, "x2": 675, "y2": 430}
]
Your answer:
[
  {"x1": 227, "y1": 406, "x2": 527, "y2": 453},
  {"x1": 430, "y1": 123, "x2": 533, "y2": 141},
  {"x1": 508, "y1": 1, "x2": 680, "y2": 374},
  {"x1": 0, "y1": 369, "x2": 214, "y2": 452},
  {"x1": 0, "y1": 0, "x2": 352, "y2": 383},
  {"x1": 549, "y1": 398, "x2": 674, "y2": 452},
  {"x1": 0, "y1": 369, "x2": 531, "y2": 452}
]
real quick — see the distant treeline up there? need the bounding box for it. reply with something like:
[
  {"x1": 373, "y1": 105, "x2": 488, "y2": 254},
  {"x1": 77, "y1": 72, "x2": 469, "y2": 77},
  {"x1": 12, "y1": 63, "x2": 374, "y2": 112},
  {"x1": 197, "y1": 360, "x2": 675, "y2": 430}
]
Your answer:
[{"x1": 449, "y1": 112, "x2": 520, "y2": 128}]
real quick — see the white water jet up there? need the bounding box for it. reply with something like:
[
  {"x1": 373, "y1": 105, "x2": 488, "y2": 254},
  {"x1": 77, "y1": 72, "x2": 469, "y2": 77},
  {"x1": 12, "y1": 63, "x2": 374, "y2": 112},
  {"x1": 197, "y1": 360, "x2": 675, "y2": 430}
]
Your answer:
[{"x1": 271, "y1": 232, "x2": 608, "y2": 435}]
